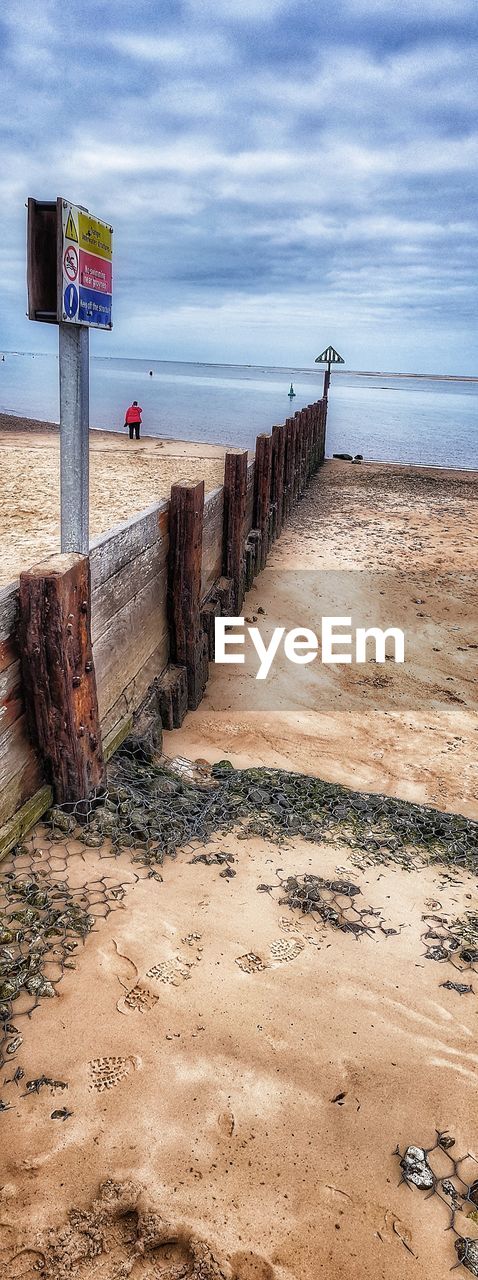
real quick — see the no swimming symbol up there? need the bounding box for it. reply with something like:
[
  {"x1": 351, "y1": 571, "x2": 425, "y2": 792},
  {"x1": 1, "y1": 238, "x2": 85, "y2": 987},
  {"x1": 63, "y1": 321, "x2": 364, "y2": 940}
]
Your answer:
[{"x1": 63, "y1": 245, "x2": 78, "y2": 281}]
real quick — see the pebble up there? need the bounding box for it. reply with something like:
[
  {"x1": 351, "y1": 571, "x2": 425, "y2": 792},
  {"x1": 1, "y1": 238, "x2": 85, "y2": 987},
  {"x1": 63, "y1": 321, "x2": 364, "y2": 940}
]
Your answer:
[{"x1": 400, "y1": 1145, "x2": 434, "y2": 1190}]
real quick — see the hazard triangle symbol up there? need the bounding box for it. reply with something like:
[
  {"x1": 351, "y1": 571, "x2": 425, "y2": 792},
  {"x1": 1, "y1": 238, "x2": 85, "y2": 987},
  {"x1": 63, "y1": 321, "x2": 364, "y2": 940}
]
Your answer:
[
  {"x1": 65, "y1": 211, "x2": 78, "y2": 243},
  {"x1": 315, "y1": 346, "x2": 345, "y2": 364}
]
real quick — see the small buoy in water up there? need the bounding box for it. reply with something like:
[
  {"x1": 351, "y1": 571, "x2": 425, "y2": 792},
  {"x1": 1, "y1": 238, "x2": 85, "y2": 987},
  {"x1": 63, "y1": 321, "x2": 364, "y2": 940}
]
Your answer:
[{"x1": 288, "y1": 383, "x2": 295, "y2": 397}]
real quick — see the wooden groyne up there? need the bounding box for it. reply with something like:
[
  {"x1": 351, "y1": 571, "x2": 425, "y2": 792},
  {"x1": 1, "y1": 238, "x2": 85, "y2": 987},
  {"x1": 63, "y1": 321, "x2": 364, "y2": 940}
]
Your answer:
[{"x1": 0, "y1": 394, "x2": 327, "y2": 855}]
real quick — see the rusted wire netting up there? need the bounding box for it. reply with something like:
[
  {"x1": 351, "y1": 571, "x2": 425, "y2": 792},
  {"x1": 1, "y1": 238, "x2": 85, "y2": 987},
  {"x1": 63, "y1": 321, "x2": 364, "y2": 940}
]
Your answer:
[{"x1": 1, "y1": 747, "x2": 477, "y2": 1095}]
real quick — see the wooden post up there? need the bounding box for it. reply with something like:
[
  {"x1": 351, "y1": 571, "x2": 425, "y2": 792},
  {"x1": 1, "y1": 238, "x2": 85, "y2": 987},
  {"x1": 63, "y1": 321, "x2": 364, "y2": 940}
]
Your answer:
[
  {"x1": 319, "y1": 399, "x2": 324, "y2": 461},
  {"x1": 310, "y1": 403, "x2": 317, "y2": 472},
  {"x1": 296, "y1": 410, "x2": 305, "y2": 495},
  {"x1": 315, "y1": 400, "x2": 321, "y2": 468},
  {"x1": 291, "y1": 415, "x2": 298, "y2": 505},
  {"x1": 168, "y1": 481, "x2": 208, "y2": 711},
  {"x1": 157, "y1": 664, "x2": 188, "y2": 730},
  {"x1": 305, "y1": 407, "x2": 312, "y2": 479},
  {"x1": 309, "y1": 405, "x2": 315, "y2": 474},
  {"x1": 270, "y1": 424, "x2": 286, "y2": 540},
  {"x1": 283, "y1": 419, "x2": 294, "y2": 522},
  {"x1": 223, "y1": 450, "x2": 248, "y2": 614},
  {"x1": 253, "y1": 434, "x2": 273, "y2": 570},
  {"x1": 19, "y1": 553, "x2": 105, "y2": 806}
]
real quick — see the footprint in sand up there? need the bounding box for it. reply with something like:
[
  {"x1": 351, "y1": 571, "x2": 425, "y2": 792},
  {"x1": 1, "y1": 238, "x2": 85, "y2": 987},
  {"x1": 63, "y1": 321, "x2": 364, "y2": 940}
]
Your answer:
[
  {"x1": 146, "y1": 956, "x2": 196, "y2": 985},
  {"x1": 124, "y1": 983, "x2": 159, "y2": 1012},
  {"x1": 268, "y1": 937, "x2": 304, "y2": 965},
  {"x1": 88, "y1": 1054, "x2": 140, "y2": 1093},
  {"x1": 236, "y1": 952, "x2": 268, "y2": 974},
  {"x1": 236, "y1": 937, "x2": 304, "y2": 973}
]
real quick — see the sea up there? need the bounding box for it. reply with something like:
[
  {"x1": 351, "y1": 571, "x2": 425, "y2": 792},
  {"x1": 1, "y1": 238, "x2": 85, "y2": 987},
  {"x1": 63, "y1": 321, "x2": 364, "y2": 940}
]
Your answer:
[{"x1": 1, "y1": 351, "x2": 477, "y2": 470}]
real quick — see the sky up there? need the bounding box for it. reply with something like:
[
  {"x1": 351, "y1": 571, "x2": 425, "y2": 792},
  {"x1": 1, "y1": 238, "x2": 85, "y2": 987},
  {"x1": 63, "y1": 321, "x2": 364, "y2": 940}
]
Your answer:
[{"x1": 0, "y1": 0, "x2": 477, "y2": 374}]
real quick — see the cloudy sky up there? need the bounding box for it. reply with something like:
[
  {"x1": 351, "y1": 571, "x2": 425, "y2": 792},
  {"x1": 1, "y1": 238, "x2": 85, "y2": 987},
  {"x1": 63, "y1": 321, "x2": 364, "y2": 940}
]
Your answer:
[{"x1": 1, "y1": 0, "x2": 477, "y2": 372}]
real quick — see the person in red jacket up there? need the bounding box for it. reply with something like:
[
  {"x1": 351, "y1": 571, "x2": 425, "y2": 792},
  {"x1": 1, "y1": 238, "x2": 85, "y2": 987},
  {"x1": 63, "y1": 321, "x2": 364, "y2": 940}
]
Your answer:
[{"x1": 124, "y1": 400, "x2": 142, "y2": 440}]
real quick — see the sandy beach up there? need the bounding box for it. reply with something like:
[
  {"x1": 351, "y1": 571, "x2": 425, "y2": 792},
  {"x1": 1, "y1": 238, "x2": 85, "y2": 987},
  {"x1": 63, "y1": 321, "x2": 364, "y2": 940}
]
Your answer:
[
  {"x1": 0, "y1": 415, "x2": 227, "y2": 586},
  {"x1": 0, "y1": 456, "x2": 477, "y2": 1280}
]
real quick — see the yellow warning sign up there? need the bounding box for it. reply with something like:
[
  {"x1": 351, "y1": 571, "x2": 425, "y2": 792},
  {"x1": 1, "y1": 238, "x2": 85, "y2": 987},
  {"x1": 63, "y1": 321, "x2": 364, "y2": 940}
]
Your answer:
[
  {"x1": 65, "y1": 210, "x2": 78, "y2": 243},
  {"x1": 78, "y1": 212, "x2": 112, "y2": 261}
]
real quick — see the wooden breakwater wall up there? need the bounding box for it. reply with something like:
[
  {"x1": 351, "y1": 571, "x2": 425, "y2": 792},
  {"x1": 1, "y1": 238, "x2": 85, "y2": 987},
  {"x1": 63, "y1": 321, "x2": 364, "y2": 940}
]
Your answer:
[{"x1": 0, "y1": 396, "x2": 327, "y2": 854}]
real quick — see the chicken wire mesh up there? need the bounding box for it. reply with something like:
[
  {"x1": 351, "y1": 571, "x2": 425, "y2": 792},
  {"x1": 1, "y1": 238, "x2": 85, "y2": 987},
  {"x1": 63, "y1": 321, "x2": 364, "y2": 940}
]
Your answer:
[
  {"x1": 397, "y1": 1133, "x2": 478, "y2": 1274},
  {"x1": 1, "y1": 744, "x2": 477, "y2": 1104}
]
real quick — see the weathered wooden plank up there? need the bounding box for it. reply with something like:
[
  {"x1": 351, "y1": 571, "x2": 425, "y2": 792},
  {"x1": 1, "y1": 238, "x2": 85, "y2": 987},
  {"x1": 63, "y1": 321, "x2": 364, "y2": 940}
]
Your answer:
[
  {"x1": 0, "y1": 659, "x2": 23, "y2": 734},
  {"x1": 0, "y1": 713, "x2": 39, "y2": 787},
  {"x1": 99, "y1": 635, "x2": 169, "y2": 742},
  {"x1": 253, "y1": 435, "x2": 273, "y2": 571},
  {"x1": 90, "y1": 500, "x2": 169, "y2": 591},
  {"x1": 0, "y1": 739, "x2": 43, "y2": 829},
  {"x1": 168, "y1": 481, "x2": 208, "y2": 710},
  {"x1": 0, "y1": 582, "x2": 19, "y2": 647},
  {"x1": 103, "y1": 716, "x2": 133, "y2": 764},
  {"x1": 91, "y1": 534, "x2": 168, "y2": 644},
  {"x1": 201, "y1": 486, "x2": 224, "y2": 603},
  {"x1": 0, "y1": 634, "x2": 18, "y2": 675},
  {"x1": 94, "y1": 571, "x2": 168, "y2": 723},
  {"x1": 19, "y1": 553, "x2": 105, "y2": 804},
  {"x1": 223, "y1": 450, "x2": 248, "y2": 613},
  {"x1": 0, "y1": 783, "x2": 53, "y2": 863}
]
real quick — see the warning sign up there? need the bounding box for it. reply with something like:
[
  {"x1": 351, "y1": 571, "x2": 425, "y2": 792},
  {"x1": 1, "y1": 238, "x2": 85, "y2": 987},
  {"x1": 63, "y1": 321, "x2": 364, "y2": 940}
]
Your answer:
[
  {"x1": 315, "y1": 346, "x2": 345, "y2": 365},
  {"x1": 78, "y1": 213, "x2": 112, "y2": 262},
  {"x1": 65, "y1": 211, "x2": 78, "y2": 243},
  {"x1": 60, "y1": 199, "x2": 112, "y2": 329}
]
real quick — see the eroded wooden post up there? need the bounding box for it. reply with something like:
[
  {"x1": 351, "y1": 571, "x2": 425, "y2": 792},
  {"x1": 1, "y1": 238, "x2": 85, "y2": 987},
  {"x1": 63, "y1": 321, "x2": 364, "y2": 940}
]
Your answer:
[
  {"x1": 283, "y1": 419, "x2": 293, "y2": 522},
  {"x1": 271, "y1": 424, "x2": 286, "y2": 541},
  {"x1": 223, "y1": 449, "x2": 248, "y2": 613},
  {"x1": 168, "y1": 480, "x2": 208, "y2": 710},
  {"x1": 253, "y1": 434, "x2": 273, "y2": 570},
  {"x1": 320, "y1": 396, "x2": 327, "y2": 460},
  {"x1": 19, "y1": 553, "x2": 105, "y2": 806}
]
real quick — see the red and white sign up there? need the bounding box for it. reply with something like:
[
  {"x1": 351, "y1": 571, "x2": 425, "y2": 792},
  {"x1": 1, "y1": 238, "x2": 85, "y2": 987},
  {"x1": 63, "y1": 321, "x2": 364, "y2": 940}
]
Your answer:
[
  {"x1": 79, "y1": 250, "x2": 112, "y2": 295},
  {"x1": 63, "y1": 244, "x2": 78, "y2": 281}
]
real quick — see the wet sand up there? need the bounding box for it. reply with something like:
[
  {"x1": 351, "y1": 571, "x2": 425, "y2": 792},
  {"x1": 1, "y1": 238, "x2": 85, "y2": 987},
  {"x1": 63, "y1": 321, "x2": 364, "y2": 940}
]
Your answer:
[
  {"x1": 1, "y1": 460, "x2": 477, "y2": 1279},
  {"x1": 0, "y1": 415, "x2": 226, "y2": 586}
]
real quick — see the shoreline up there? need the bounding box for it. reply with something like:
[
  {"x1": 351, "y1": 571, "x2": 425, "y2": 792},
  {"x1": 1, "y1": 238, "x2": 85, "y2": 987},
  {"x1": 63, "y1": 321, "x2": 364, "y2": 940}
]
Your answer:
[
  {"x1": 0, "y1": 411, "x2": 476, "y2": 477},
  {"x1": 2, "y1": 351, "x2": 478, "y2": 381}
]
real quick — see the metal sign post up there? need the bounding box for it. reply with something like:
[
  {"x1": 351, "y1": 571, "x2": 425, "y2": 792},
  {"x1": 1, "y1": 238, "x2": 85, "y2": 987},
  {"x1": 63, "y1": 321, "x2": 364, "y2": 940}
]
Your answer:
[
  {"x1": 59, "y1": 323, "x2": 89, "y2": 553},
  {"x1": 27, "y1": 195, "x2": 113, "y2": 555}
]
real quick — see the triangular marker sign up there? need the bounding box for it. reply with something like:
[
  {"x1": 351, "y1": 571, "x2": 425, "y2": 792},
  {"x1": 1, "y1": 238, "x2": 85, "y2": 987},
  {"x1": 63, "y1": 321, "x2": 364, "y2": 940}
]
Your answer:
[
  {"x1": 315, "y1": 346, "x2": 345, "y2": 364},
  {"x1": 65, "y1": 211, "x2": 78, "y2": 243}
]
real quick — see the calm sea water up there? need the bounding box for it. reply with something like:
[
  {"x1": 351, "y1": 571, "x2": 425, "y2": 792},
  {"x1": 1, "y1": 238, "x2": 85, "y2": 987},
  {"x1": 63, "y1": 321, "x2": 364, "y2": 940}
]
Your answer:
[{"x1": 0, "y1": 351, "x2": 477, "y2": 469}]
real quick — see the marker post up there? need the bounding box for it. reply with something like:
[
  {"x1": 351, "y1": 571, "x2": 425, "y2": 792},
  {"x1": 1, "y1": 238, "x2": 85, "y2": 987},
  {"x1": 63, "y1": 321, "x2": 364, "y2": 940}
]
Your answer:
[
  {"x1": 59, "y1": 322, "x2": 89, "y2": 553},
  {"x1": 314, "y1": 344, "x2": 345, "y2": 396}
]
